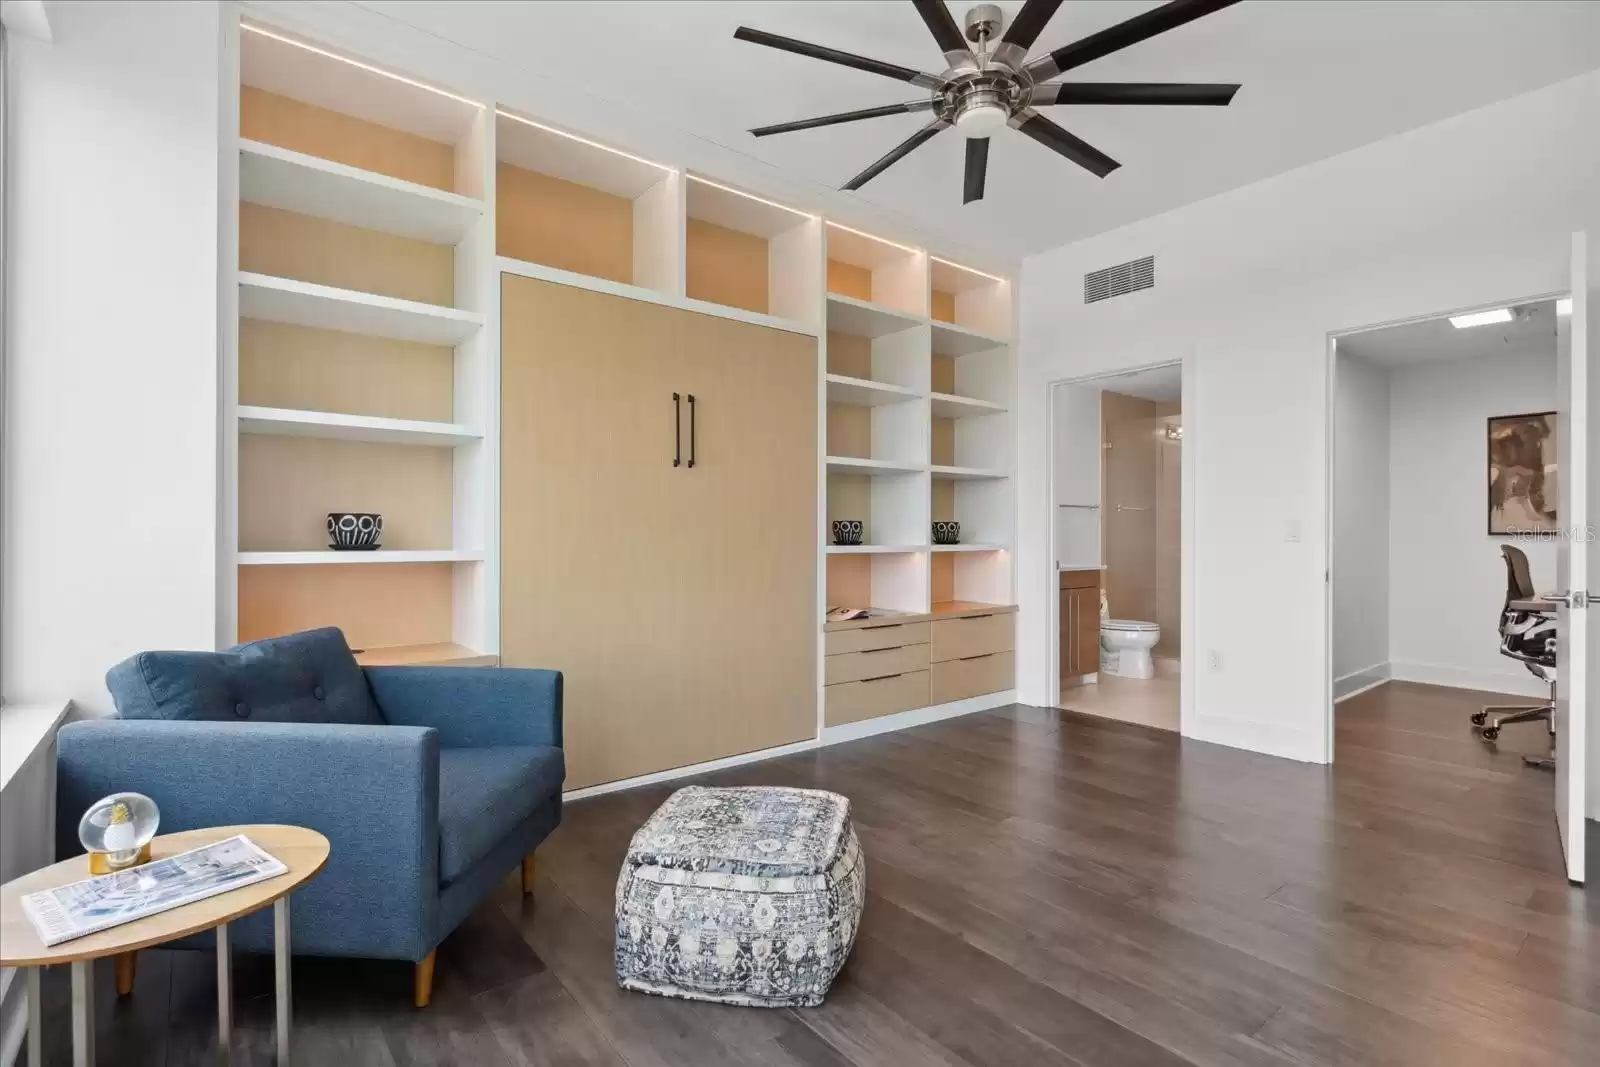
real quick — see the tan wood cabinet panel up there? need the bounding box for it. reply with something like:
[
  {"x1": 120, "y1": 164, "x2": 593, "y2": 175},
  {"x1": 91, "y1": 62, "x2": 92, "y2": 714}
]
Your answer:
[
  {"x1": 824, "y1": 642, "x2": 930, "y2": 686},
  {"x1": 824, "y1": 621, "x2": 930, "y2": 656},
  {"x1": 500, "y1": 275, "x2": 816, "y2": 790},
  {"x1": 931, "y1": 652, "x2": 1014, "y2": 704},
  {"x1": 824, "y1": 671, "x2": 930, "y2": 727},
  {"x1": 930, "y1": 612, "x2": 1013, "y2": 663}
]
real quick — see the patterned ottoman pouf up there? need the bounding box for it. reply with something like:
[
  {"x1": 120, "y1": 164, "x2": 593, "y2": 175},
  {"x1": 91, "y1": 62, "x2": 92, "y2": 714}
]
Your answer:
[{"x1": 615, "y1": 785, "x2": 865, "y2": 1007}]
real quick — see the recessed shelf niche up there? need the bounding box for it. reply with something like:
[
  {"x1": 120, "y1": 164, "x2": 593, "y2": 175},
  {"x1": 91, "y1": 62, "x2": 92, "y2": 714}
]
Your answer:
[
  {"x1": 685, "y1": 176, "x2": 819, "y2": 323},
  {"x1": 825, "y1": 223, "x2": 928, "y2": 318},
  {"x1": 929, "y1": 256, "x2": 1010, "y2": 338},
  {"x1": 495, "y1": 110, "x2": 680, "y2": 295}
]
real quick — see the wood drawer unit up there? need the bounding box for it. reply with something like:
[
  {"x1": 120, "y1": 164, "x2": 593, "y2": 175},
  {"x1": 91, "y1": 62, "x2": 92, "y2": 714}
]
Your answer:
[
  {"x1": 825, "y1": 642, "x2": 930, "y2": 685},
  {"x1": 824, "y1": 621, "x2": 930, "y2": 656},
  {"x1": 931, "y1": 651, "x2": 1014, "y2": 704},
  {"x1": 930, "y1": 612, "x2": 1013, "y2": 663},
  {"x1": 825, "y1": 670, "x2": 931, "y2": 727}
]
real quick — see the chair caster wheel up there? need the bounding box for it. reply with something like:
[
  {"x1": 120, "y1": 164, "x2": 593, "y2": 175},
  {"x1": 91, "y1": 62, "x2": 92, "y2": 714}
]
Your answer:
[
  {"x1": 1470, "y1": 711, "x2": 1488, "y2": 726},
  {"x1": 1481, "y1": 726, "x2": 1500, "y2": 742}
]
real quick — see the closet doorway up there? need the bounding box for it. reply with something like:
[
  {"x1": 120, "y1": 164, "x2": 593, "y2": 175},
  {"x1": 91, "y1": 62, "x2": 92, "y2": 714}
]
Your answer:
[{"x1": 1049, "y1": 363, "x2": 1185, "y2": 732}]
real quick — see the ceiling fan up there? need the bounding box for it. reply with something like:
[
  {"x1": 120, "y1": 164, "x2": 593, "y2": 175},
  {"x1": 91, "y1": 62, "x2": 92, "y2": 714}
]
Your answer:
[{"x1": 735, "y1": 0, "x2": 1242, "y2": 203}]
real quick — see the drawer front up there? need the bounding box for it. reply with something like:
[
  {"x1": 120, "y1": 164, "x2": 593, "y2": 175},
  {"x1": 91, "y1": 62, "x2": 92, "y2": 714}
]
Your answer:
[
  {"x1": 931, "y1": 612, "x2": 1013, "y2": 662},
  {"x1": 825, "y1": 670, "x2": 930, "y2": 727},
  {"x1": 825, "y1": 622, "x2": 931, "y2": 656},
  {"x1": 931, "y1": 652, "x2": 1014, "y2": 704},
  {"x1": 825, "y1": 642, "x2": 930, "y2": 685},
  {"x1": 1059, "y1": 568, "x2": 1101, "y2": 591}
]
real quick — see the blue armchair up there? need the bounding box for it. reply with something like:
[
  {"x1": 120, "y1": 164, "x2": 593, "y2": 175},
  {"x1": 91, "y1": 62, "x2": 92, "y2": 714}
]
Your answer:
[{"x1": 55, "y1": 627, "x2": 563, "y2": 1006}]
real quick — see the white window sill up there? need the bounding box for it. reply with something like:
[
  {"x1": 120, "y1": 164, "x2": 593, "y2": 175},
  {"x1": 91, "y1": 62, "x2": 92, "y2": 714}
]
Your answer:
[{"x1": 0, "y1": 702, "x2": 71, "y2": 793}]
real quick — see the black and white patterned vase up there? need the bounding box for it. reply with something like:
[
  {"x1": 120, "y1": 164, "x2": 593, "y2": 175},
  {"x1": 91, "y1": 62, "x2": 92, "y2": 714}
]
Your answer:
[{"x1": 327, "y1": 512, "x2": 382, "y2": 550}]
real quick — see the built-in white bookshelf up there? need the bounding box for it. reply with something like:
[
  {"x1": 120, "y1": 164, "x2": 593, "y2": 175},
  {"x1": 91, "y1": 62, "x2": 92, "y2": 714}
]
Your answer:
[{"x1": 224, "y1": 15, "x2": 1015, "y2": 676}]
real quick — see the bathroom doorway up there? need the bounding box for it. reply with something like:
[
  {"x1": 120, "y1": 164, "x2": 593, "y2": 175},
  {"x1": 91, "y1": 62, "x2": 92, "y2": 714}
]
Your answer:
[{"x1": 1050, "y1": 363, "x2": 1183, "y2": 731}]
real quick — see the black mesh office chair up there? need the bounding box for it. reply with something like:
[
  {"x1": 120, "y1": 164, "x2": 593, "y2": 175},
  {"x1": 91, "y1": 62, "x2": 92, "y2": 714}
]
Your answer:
[{"x1": 1470, "y1": 545, "x2": 1557, "y2": 748}]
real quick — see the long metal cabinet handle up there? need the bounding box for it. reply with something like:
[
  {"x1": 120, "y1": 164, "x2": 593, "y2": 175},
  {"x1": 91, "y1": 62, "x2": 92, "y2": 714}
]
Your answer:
[
  {"x1": 673, "y1": 393, "x2": 682, "y2": 467},
  {"x1": 687, "y1": 394, "x2": 697, "y2": 468}
]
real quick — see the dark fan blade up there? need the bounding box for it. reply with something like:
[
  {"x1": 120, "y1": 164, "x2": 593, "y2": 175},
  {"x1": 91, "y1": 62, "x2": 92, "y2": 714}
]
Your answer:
[
  {"x1": 963, "y1": 138, "x2": 990, "y2": 204},
  {"x1": 751, "y1": 100, "x2": 935, "y2": 138},
  {"x1": 1011, "y1": 110, "x2": 1119, "y2": 177},
  {"x1": 842, "y1": 117, "x2": 950, "y2": 191},
  {"x1": 912, "y1": 0, "x2": 971, "y2": 62},
  {"x1": 1033, "y1": 82, "x2": 1240, "y2": 106},
  {"x1": 1025, "y1": 0, "x2": 1241, "y2": 81},
  {"x1": 734, "y1": 26, "x2": 942, "y2": 88},
  {"x1": 999, "y1": 0, "x2": 1064, "y2": 51}
]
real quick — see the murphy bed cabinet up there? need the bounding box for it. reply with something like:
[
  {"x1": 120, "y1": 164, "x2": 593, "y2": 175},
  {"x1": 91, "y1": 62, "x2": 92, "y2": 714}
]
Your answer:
[
  {"x1": 222, "y1": 18, "x2": 1019, "y2": 793},
  {"x1": 499, "y1": 277, "x2": 817, "y2": 789}
]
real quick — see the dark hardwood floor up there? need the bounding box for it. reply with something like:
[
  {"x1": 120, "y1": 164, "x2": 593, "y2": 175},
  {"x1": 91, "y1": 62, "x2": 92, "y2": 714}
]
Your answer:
[{"x1": 24, "y1": 682, "x2": 1600, "y2": 1065}]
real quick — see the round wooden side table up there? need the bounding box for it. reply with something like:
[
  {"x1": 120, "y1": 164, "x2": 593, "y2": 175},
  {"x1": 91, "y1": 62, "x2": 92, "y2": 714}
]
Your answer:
[{"x1": 0, "y1": 824, "x2": 329, "y2": 1067}]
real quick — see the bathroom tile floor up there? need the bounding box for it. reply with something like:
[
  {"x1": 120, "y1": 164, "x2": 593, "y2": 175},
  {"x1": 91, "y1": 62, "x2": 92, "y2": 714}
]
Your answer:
[{"x1": 1059, "y1": 655, "x2": 1180, "y2": 731}]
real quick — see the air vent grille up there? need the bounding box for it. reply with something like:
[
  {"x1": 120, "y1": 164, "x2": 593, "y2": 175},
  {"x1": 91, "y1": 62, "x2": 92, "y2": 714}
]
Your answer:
[{"x1": 1084, "y1": 255, "x2": 1155, "y2": 304}]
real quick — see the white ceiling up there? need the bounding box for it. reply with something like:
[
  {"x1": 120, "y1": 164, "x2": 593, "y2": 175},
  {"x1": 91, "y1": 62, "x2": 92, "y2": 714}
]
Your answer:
[
  {"x1": 353, "y1": 1, "x2": 1600, "y2": 261},
  {"x1": 1339, "y1": 299, "x2": 1561, "y2": 368}
]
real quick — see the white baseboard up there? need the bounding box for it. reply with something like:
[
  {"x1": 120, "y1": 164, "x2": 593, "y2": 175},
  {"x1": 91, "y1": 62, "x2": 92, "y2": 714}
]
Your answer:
[
  {"x1": 1334, "y1": 661, "x2": 1391, "y2": 703},
  {"x1": 1389, "y1": 660, "x2": 1549, "y2": 699},
  {"x1": 562, "y1": 691, "x2": 1015, "y2": 802}
]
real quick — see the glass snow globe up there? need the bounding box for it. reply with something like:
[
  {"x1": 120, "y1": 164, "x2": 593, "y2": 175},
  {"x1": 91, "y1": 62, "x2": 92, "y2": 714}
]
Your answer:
[{"x1": 79, "y1": 792, "x2": 160, "y2": 873}]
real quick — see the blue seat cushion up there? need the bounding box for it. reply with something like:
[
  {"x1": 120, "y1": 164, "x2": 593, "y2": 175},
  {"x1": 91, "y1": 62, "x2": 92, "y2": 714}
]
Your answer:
[
  {"x1": 105, "y1": 627, "x2": 383, "y2": 726},
  {"x1": 437, "y1": 745, "x2": 565, "y2": 885}
]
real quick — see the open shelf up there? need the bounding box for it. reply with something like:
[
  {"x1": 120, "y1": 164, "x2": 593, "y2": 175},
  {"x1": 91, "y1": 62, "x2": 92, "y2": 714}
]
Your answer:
[
  {"x1": 686, "y1": 176, "x2": 819, "y2": 324},
  {"x1": 239, "y1": 405, "x2": 480, "y2": 446},
  {"x1": 496, "y1": 109, "x2": 680, "y2": 295},
  {"x1": 239, "y1": 273, "x2": 483, "y2": 345},
  {"x1": 930, "y1": 600, "x2": 1014, "y2": 617},
  {"x1": 930, "y1": 319, "x2": 1007, "y2": 357},
  {"x1": 929, "y1": 392, "x2": 1005, "y2": 418},
  {"x1": 930, "y1": 465, "x2": 1007, "y2": 480},
  {"x1": 239, "y1": 549, "x2": 484, "y2": 565},
  {"x1": 932, "y1": 543, "x2": 1007, "y2": 552},
  {"x1": 826, "y1": 553, "x2": 926, "y2": 617},
  {"x1": 826, "y1": 544, "x2": 925, "y2": 555},
  {"x1": 826, "y1": 457, "x2": 924, "y2": 476},
  {"x1": 352, "y1": 642, "x2": 497, "y2": 668},
  {"x1": 240, "y1": 139, "x2": 482, "y2": 245},
  {"x1": 826, "y1": 374, "x2": 923, "y2": 407},
  {"x1": 929, "y1": 257, "x2": 1010, "y2": 339},
  {"x1": 825, "y1": 294, "x2": 924, "y2": 339},
  {"x1": 826, "y1": 223, "x2": 926, "y2": 318}
]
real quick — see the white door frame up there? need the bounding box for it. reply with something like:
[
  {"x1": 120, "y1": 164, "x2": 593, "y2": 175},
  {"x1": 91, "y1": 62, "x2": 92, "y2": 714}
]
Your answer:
[
  {"x1": 1043, "y1": 354, "x2": 1196, "y2": 735},
  {"x1": 1322, "y1": 288, "x2": 1571, "y2": 763}
]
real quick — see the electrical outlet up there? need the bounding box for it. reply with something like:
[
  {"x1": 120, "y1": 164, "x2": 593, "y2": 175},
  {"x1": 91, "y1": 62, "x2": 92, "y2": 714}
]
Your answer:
[{"x1": 1209, "y1": 650, "x2": 1224, "y2": 672}]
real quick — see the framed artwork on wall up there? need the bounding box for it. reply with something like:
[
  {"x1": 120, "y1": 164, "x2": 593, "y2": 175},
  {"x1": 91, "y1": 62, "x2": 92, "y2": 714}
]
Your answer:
[{"x1": 1487, "y1": 410, "x2": 1558, "y2": 535}]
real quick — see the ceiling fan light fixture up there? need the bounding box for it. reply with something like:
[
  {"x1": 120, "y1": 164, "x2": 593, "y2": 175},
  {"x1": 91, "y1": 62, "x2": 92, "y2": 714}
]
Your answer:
[{"x1": 955, "y1": 101, "x2": 1008, "y2": 139}]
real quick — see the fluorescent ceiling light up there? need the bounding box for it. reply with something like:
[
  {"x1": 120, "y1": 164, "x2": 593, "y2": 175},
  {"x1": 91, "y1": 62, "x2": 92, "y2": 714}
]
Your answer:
[
  {"x1": 1449, "y1": 308, "x2": 1513, "y2": 329},
  {"x1": 495, "y1": 109, "x2": 673, "y2": 173},
  {"x1": 240, "y1": 23, "x2": 482, "y2": 110},
  {"x1": 1557, "y1": 297, "x2": 1573, "y2": 316},
  {"x1": 686, "y1": 175, "x2": 813, "y2": 219}
]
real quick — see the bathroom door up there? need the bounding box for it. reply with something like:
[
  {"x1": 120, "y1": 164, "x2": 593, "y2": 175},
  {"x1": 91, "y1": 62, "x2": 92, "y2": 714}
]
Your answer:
[{"x1": 1551, "y1": 232, "x2": 1591, "y2": 885}]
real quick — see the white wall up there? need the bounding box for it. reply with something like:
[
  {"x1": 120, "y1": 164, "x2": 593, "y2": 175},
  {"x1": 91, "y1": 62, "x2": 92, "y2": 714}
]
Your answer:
[
  {"x1": 1052, "y1": 383, "x2": 1102, "y2": 568},
  {"x1": 3, "y1": 1, "x2": 222, "y2": 715},
  {"x1": 1331, "y1": 351, "x2": 1391, "y2": 693},
  {"x1": 1018, "y1": 69, "x2": 1600, "y2": 782},
  {"x1": 1389, "y1": 349, "x2": 1559, "y2": 696}
]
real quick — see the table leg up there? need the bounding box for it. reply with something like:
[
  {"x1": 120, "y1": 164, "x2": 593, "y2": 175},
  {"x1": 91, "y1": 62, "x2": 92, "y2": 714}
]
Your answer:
[
  {"x1": 26, "y1": 968, "x2": 42, "y2": 1067},
  {"x1": 216, "y1": 921, "x2": 232, "y2": 1050},
  {"x1": 274, "y1": 896, "x2": 291, "y2": 1066},
  {"x1": 70, "y1": 959, "x2": 95, "y2": 1067}
]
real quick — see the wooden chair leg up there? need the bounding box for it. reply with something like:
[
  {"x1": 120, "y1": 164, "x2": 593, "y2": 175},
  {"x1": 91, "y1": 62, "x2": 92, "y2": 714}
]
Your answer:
[
  {"x1": 115, "y1": 952, "x2": 137, "y2": 997},
  {"x1": 521, "y1": 853, "x2": 537, "y2": 896},
  {"x1": 413, "y1": 950, "x2": 437, "y2": 1009}
]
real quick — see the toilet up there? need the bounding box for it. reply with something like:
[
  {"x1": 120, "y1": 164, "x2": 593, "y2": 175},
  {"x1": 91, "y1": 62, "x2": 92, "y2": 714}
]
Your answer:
[{"x1": 1100, "y1": 619, "x2": 1161, "y2": 679}]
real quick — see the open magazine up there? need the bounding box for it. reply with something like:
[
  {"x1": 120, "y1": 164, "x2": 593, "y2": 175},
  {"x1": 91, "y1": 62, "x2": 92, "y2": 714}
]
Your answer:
[{"x1": 22, "y1": 835, "x2": 288, "y2": 947}]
